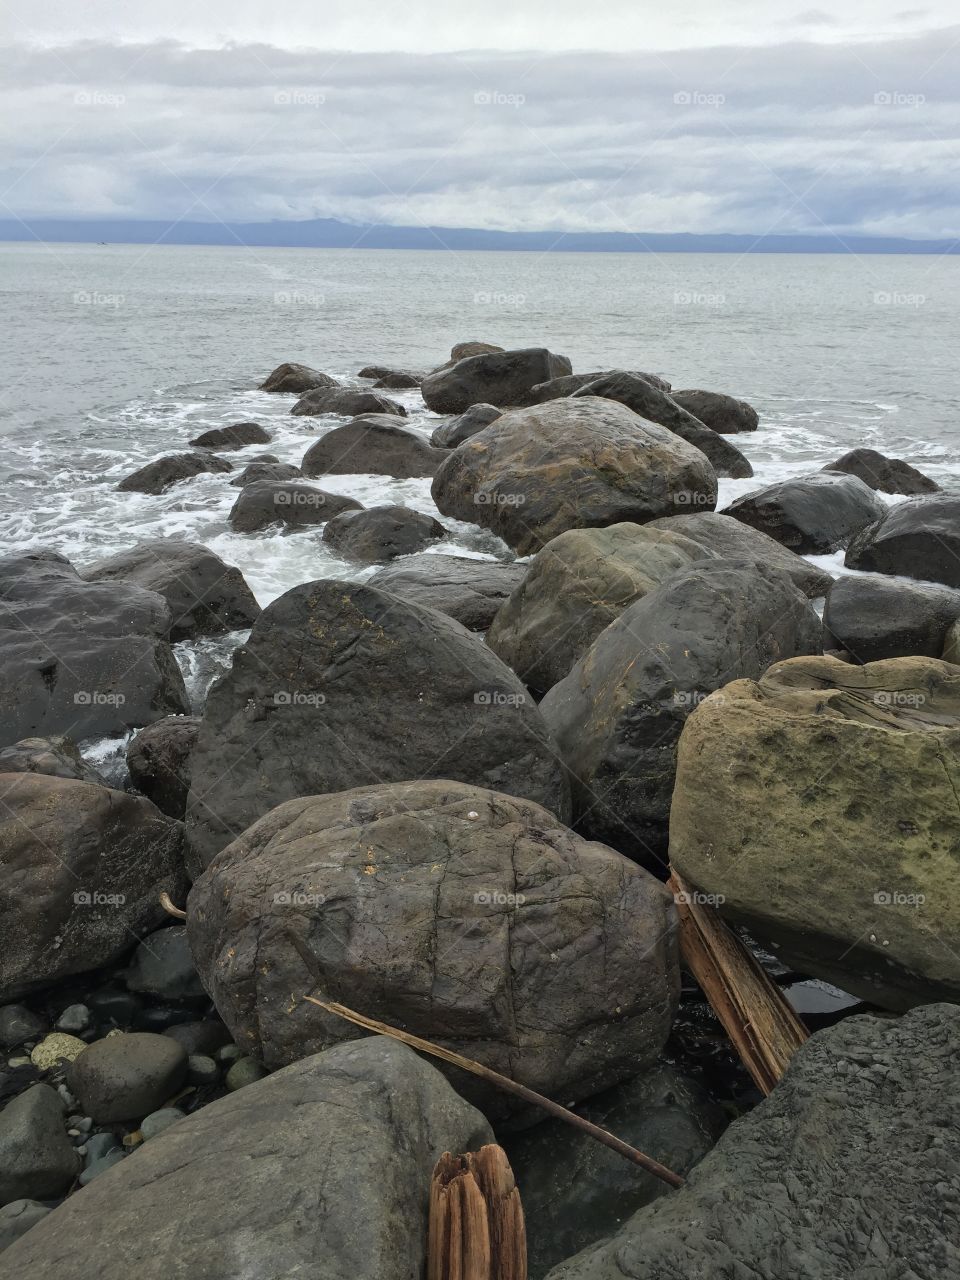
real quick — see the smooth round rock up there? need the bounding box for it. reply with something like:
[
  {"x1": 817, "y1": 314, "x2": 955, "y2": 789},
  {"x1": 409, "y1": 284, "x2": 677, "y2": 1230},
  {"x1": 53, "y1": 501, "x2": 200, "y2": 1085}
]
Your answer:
[
  {"x1": 225, "y1": 1057, "x2": 268, "y2": 1091},
  {"x1": 187, "y1": 1055, "x2": 219, "y2": 1086},
  {"x1": 67, "y1": 1033, "x2": 188, "y2": 1123},
  {"x1": 78, "y1": 1149, "x2": 125, "y2": 1185},
  {"x1": 140, "y1": 1108, "x2": 186, "y2": 1140},
  {"x1": 55, "y1": 1004, "x2": 92, "y2": 1035}
]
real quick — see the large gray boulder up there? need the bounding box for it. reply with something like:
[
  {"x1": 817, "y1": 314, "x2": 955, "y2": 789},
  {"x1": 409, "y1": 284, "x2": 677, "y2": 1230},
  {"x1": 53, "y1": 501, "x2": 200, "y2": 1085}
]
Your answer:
[
  {"x1": 259, "y1": 362, "x2": 338, "y2": 394},
  {"x1": 117, "y1": 452, "x2": 233, "y2": 494},
  {"x1": 530, "y1": 371, "x2": 672, "y2": 401},
  {"x1": 230, "y1": 461, "x2": 301, "y2": 488},
  {"x1": 540, "y1": 560, "x2": 821, "y2": 864},
  {"x1": 845, "y1": 494, "x2": 960, "y2": 588},
  {"x1": 546, "y1": 1004, "x2": 960, "y2": 1280},
  {"x1": 824, "y1": 573, "x2": 960, "y2": 661},
  {"x1": 189, "y1": 422, "x2": 271, "y2": 450},
  {"x1": 822, "y1": 447, "x2": 938, "y2": 495},
  {"x1": 367, "y1": 554, "x2": 526, "y2": 631},
  {"x1": 300, "y1": 415, "x2": 443, "y2": 479},
  {"x1": 84, "y1": 540, "x2": 260, "y2": 642},
  {"x1": 421, "y1": 346, "x2": 573, "y2": 413},
  {"x1": 321, "y1": 504, "x2": 447, "y2": 564},
  {"x1": 184, "y1": 580, "x2": 569, "y2": 870},
  {"x1": 0, "y1": 1085, "x2": 78, "y2": 1204},
  {"x1": 430, "y1": 403, "x2": 502, "y2": 448},
  {"x1": 290, "y1": 388, "x2": 406, "y2": 417},
  {"x1": 0, "y1": 1038, "x2": 492, "y2": 1280},
  {"x1": 431, "y1": 397, "x2": 717, "y2": 557},
  {"x1": 723, "y1": 473, "x2": 886, "y2": 554},
  {"x1": 0, "y1": 550, "x2": 189, "y2": 748},
  {"x1": 669, "y1": 388, "x2": 759, "y2": 434},
  {"x1": 188, "y1": 781, "x2": 679, "y2": 1116},
  {"x1": 486, "y1": 523, "x2": 713, "y2": 698},
  {"x1": 572, "y1": 373, "x2": 753, "y2": 479},
  {"x1": 126, "y1": 715, "x2": 200, "y2": 819},
  {"x1": 0, "y1": 774, "x2": 186, "y2": 1001},
  {"x1": 227, "y1": 482, "x2": 362, "y2": 533}
]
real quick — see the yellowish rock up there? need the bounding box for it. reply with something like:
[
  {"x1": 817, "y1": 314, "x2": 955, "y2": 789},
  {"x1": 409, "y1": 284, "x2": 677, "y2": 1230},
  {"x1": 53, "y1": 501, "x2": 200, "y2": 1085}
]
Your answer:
[{"x1": 30, "y1": 1032, "x2": 87, "y2": 1070}]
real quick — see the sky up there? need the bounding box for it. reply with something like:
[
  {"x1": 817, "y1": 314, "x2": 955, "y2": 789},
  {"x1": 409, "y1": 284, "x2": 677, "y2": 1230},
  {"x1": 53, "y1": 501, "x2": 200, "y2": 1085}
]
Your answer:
[{"x1": 1, "y1": 1, "x2": 958, "y2": 239}]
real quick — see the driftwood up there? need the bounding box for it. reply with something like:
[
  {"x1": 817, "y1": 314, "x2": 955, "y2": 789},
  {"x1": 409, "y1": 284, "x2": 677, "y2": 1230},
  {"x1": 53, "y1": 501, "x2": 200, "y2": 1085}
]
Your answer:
[
  {"x1": 428, "y1": 1145, "x2": 526, "y2": 1280},
  {"x1": 303, "y1": 995, "x2": 684, "y2": 1189},
  {"x1": 159, "y1": 891, "x2": 187, "y2": 920},
  {"x1": 667, "y1": 868, "x2": 809, "y2": 1094}
]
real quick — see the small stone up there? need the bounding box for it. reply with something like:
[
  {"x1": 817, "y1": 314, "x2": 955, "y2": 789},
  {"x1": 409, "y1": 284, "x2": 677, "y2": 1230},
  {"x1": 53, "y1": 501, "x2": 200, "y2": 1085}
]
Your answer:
[
  {"x1": 78, "y1": 1149, "x2": 125, "y2": 1185},
  {"x1": 68, "y1": 1115, "x2": 93, "y2": 1135},
  {"x1": 215, "y1": 1043, "x2": 243, "y2": 1065},
  {"x1": 122, "y1": 1130, "x2": 143, "y2": 1149},
  {"x1": 0, "y1": 1200, "x2": 52, "y2": 1254},
  {"x1": 82, "y1": 1132, "x2": 120, "y2": 1163},
  {"x1": 57, "y1": 1084, "x2": 78, "y2": 1110},
  {"x1": 55, "y1": 1004, "x2": 92, "y2": 1034},
  {"x1": 225, "y1": 1057, "x2": 268, "y2": 1091},
  {"x1": 7, "y1": 1056, "x2": 31, "y2": 1068},
  {"x1": 85, "y1": 987, "x2": 142, "y2": 1028},
  {"x1": 140, "y1": 1108, "x2": 186, "y2": 1140},
  {"x1": 186, "y1": 1054, "x2": 219, "y2": 1085},
  {"x1": 30, "y1": 1033, "x2": 87, "y2": 1071},
  {"x1": 67, "y1": 1033, "x2": 189, "y2": 1123},
  {"x1": 0, "y1": 1004, "x2": 46, "y2": 1049}
]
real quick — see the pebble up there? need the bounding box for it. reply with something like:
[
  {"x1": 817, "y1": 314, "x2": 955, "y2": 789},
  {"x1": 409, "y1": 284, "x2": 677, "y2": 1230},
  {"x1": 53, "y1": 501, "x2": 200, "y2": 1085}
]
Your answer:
[
  {"x1": 81, "y1": 1132, "x2": 120, "y2": 1162},
  {"x1": 215, "y1": 1043, "x2": 244, "y2": 1065},
  {"x1": 57, "y1": 1084, "x2": 79, "y2": 1110},
  {"x1": 55, "y1": 1004, "x2": 92, "y2": 1034},
  {"x1": 30, "y1": 1033, "x2": 87, "y2": 1071},
  {"x1": 78, "y1": 1149, "x2": 125, "y2": 1185},
  {"x1": 225, "y1": 1057, "x2": 267, "y2": 1091},
  {"x1": 0, "y1": 1004, "x2": 46, "y2": 1050},
  {"x1": 67, "y1": 1032, "x2": 188, "y2": 1123},
  {"x1": 186, "y1": 1054, "x2": 219, "y2": 1085},
  {"x1": 140, "y1": 1107, "x2": 186, "y2": 1140}
]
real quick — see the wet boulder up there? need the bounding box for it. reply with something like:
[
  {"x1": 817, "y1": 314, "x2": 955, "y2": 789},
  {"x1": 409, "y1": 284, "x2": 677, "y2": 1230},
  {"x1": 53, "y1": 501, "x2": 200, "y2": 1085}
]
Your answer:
[
  {"x1": 540, "y1": 560, "x2": 821, "y2": 865},
  {"x1": 723, "y1": 472, "x2": 886, "y2": 554},
  {"x1": 845, "y1": 494, "x2": 960, "y2": 588},
  {"x1": 321, "y1": 504, "x2": 447, "y2": 564},
  {"x1": 189, "y1": 423, "x2": 271, "y2": 450},
  {"x1": 227, "y1": 481, "x2": 362, "y2": 533},
  {"x1": 188, "y1": 780, "x2": 679, "y2": 1116},
  {"x1": 421, "y1": 347, "x2": 573, "y2": 413},
  {"x1": 367, "y1": 554, "x2": 526, "y2": 631},
  {"x1": 117, "y1": 452, "x2": 233, "y2": 494},
  {"x1": 184, "y1": 580, "x2": 570, "y2": 870},
  {"x1": 300, "y1": 415, "x2": 443, "y2": 479},
  {"x1": 290, "y1": 388, "x2": 406, "y2": 417},
  {"x1": 531, "y1": 371, "x2": 671, "y2": 401},
  {"x1": 126, "y1": 715, "x2": 201, "y2": 819},
  {"x1": 431, "y1": 397, "x2": 717, "y2": 557},
  {"x1": 824, "y1": 573, "x2": 960, "y2": 661},
  {"x1": 259, "y1": 362, "x2": 338, "y2": 394},
  {"x1": 430, "y1": 403, "x2": 502, "y2": 448},
  {"x1": 822, "y1": 447, "x2": 939, "y2": 495},
  {"x1": 669, "y1": 388, "x2": 759, "y2": 434},
  {"x1": 357, "y1": 365, "x2": 424, "y2": 388},
  {"x1": 230, "y1": 461, "x2": 302, "y2": 488},
  {"x1": 0, "y1": 735, "x2": 106, "y2": 784},
  {"x1": 84, "y1": 539, "x2": 260, "y2": 642}
]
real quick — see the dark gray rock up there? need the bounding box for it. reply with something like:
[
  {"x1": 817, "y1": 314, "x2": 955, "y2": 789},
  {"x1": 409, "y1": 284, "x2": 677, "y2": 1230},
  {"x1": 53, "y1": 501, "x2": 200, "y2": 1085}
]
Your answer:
[
  {"x1": 669, "y1": 388, "x2": 759, "y2": 434},
  {"x1": 540, "y1": 560, "x2": 821, "y2": 865},
  {"x1": 230, "y1": 461, "x2": 302, "y2": 488},
  {"x1": 184, "y1": 580, "x2": 570, "y2": 870},
  {"x1": 84, "y1": 539, "x2": 260, "y2": 641},
  {"x1": 645, "y1": 511, "x2": 833, "y2": 597},
  {"x1": 430, "y1": 402, "x2": 502, "y2": 448},
  {"x1": 259, "y1": 363, "x2": 338, "y2": 394},
  {"x1": 357, "y1": 365, "x2": 423, "y2": 388},
  {"x1": 546, "y1": 1004, "x2": 960, "y2": 1280},
  {"x1": 126, "y1": 715, "x2": 200, "y2": 819},
  {"x1": 227, "y1": 481, "x2": 363, "y2": 533},
  {"x1": 321, "y1": 504, "x2": 447, "y2": 564},
  {"x1": 140, "y1": 1107, "x2": 185, "y2": 1140},
  {"x1": 0, "y1": 1200, "x2": 51, "y2": 1255},
  {"x1": 0, "y1": 774, "x2": 186, "y2": 1001},
  {"x1": 572, "y1": 372, "x2": 753, "y2": 479},
  {"x1": 845, "y1": 494, "x2": 960, "y2": 588},
  {"x1": 117, "y1": 452, "x2": 233, "y2": 494},
  {"x1": 367, "y1": 554, "x2": 526, "y2": 631},
  {"x1": 290, "y1": 388, "x2": 406, "y2": 417},
  {"x1": 0, "y1": 1084, "x2": 79, "y2": 1203},
  {"x1": 5, "y1": 1038, "x2": 492, "y2": 1280},
  {"x1": 823, "y1": 447, "x2": 939, "y2": 495},
  {"x1": 505, "y1": 1065, "x2": 727, "y2": 1279},
  {"x1": 188, "y1": 781, "x2": 679, "y2": 1117},
  {"x1": 431, "y1": 397, "x2": 718, "y2": 557},
  {"x1": 824, "y1": 573, "x2": 960, "y2": 661},
  {"x1": 0, "y1": 551, "x2": 189, "y2": 747},
  {"x1": 421, "y1": 346, "x2": 573, "y2": 413},
  {"x1": 0, "y1": 1005, "x2": 46, "y2": 1049},
  {"x1": 0, "y1": 736, "x2": 106, "y2": 785},
  {"x1": 55, "y1": 1004, "x2": 91, "y2": 1034},
  {"x1": 67, "y1": 1033, "x2": 188, "y2": 1123},
  {"x1": 125, "y1": 927, "x2": 206, "y2": 1003},
  {"x1": 530, "y1": 371, "x2": 672, "y2": 401},
  {"x1": 78, "y1": 1150, "x2": 125, "y2": 1184},
  {"x1": 189, "y1": 422, "x2": 271, "y2": 450},
  {"x1": 300, "y1": 415, "x2": 443, "y2": 479},
  {"x1": 723, "y1": 472, "x2": 886, "y2": 554},
  {"x1": 162, "y1": 1020, "x2": 232, "y2": 1057}
]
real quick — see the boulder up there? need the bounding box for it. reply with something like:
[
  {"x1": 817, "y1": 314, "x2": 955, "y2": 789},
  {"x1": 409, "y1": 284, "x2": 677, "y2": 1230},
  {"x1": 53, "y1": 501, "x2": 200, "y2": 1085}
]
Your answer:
[
  {"x1": 531, "y1": 371, "x2": 671, "y2": 401},
  {"x1": 572, "y1": 373, "x2": 753, "y2": 479},
  {"x1": 645, "y1": 511, "x2": 833, "y2": 597},
  {"x1": 822, "y1": 447, "x2": 939, "y2": 494},
  {"x1": 540, "y1": 560, "x2": 821, "y2": 864},
  {"x1": 230, "y1": 461, "x2": 302, "y2": 488},
  {"x1": 321, "y1": 504, "x2": 447, "y2": 564},
  {"x1": 189, "y1": 422, "x2": 271, "y2": 450},
  {"x1": 505, "y1": 1065, "x2": 727, "y2": 1279},
  {"x1": 669, "y1": 388, "x2": 759, "y2": 433},
  {"x1": 366, "y1": 554, "x2": 526, "y2": 631},
  {"x1": 431, "y1": 397, "x2": 718, "y2": 557},
  {"x1": 669, "y1": 654, "x2": 960, "y2": 1009},
  {"x1": 259, "y1": 362, "x2": 338, "y2": 394},
  {"x1": 227, "y1": 481, "x2": 362, "y2": 533},
  {"x1": 357, "y1": 365, "x2": 423, "y2": 388},
  {"x1": 126, "y1": 715, "x2": 200, "y2": 819},
  {"x1": 184, "y1": 580, "x2": 570, "y2": 870},
  {"x1": 0, "y1": 774, "x2": 186, "y2": 1001},
  {"x1": 2, "y1": 1038, "x2": 491, "y2": 1280},
  {"x1": 188, "y1": 780, "x2": 679, "y2": 1115},
  {"x1": 545, "y1": 1004, "x2": 960, "y2": 1280},
  {"x1": 447, "y1": 339, "x2": 505, "y2": 362},
  {"x1": 117, "y1": 452, "x2": 233, "y2": 494},
  {"x1": 486, "y1": 524, "x2": 714, "y2": 698},
  {"x1": 84, "y1": 539, "x2": 260, "y2": 642},
  {"x1": 125, "y1": 927, "x2": 206, "y2": 1002},
  {"x1": 300, "y1": 416, "x2": 443, "y2": 479},
  {"x1": 290, "y1": 388, "x2": 406, "y2": 418},
  {"x1": 0, "y1": 550, "x2": 189, "y2": 748},
  {"x1": 0, "y1": 1085, "x2": 78, "y2": 1204},
  {"x1": 430, "y1": 402, "x2": 502, "y2": 448},
  {"x1": 67, "y1": 1033, "x2": 188, "y2": 1123},
  {"x1": 845, "y1": 494, "x2": 960, "y2": 588},
  {"x1": 421, "y1": 347, "x2": 573, "y2": 413},
  {"x1": 723, "y1": 472, "x2": 886, "y2": 554},
  {"x1": 0, "y1": 735, "x2": 106, "y2": 784},
  {"x1": 824, "y1": 574, "x2": 960, "y2": 661}
]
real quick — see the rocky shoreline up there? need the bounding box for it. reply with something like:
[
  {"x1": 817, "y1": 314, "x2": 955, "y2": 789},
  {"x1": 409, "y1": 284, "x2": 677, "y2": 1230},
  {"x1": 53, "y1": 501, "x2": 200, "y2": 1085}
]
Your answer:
[{"x1": 1, "y1": 341, "x2": 957, "y2": 1276}]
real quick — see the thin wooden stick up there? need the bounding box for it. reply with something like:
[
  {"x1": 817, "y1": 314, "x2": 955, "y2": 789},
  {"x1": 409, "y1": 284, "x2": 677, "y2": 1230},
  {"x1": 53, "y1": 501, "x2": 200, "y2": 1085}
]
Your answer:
[
  {"x1": 303, "y1": 994, "x2": 684, "y2": 1189},
  {"x1": 159, "y1": 891, "x2": 187, "y2": 920},
  {"x1": 667, "y1": 868, "x2": 808, "y2": 1094}
]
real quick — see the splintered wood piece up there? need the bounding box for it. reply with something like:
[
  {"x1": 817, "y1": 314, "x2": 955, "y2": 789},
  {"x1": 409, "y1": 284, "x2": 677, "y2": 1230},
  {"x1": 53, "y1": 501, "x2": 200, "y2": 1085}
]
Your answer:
[
  {"x1": 428, "y1": 1145, "x2": 526, "y2": 1280},
  {"x1": 667, "y1": 868, "x2": 809, "y2": 1094}
]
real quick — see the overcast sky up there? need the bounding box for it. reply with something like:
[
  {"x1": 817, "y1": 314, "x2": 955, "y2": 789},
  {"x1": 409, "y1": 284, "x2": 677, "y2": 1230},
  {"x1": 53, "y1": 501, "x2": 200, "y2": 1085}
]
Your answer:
[{"x1": 2, "y1": 1, "x2": 958, "y2": 238}]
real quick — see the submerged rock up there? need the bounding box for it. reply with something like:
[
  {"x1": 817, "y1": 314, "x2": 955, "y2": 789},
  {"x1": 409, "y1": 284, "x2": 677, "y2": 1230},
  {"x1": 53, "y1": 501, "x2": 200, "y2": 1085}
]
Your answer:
[
  {"x1": 230, "y1": 461, "x2": 302, "y2": 488},
  {"x1": 117, "y1": 452, "x2": 233, "y2": 494},
  {"x1": 189, "y1": 422, "x2": 271, "y2": 450},
  {"x1": 321, "y1": 504, "x2": 447, "y2": 563},
  {"x1": 227, "y1": 481, "x2": 362, "y2": 533}
]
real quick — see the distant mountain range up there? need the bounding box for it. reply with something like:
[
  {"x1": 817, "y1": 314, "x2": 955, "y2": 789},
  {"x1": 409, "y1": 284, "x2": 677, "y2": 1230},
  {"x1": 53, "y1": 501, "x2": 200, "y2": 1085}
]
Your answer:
[{"x1": 0, "y1": 216, "x2": 956, "y2": 254}]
